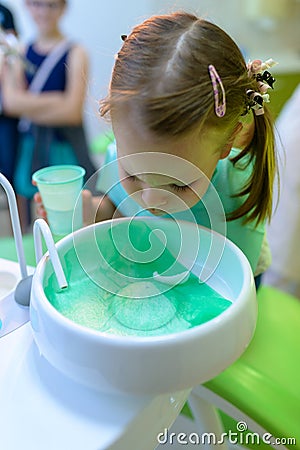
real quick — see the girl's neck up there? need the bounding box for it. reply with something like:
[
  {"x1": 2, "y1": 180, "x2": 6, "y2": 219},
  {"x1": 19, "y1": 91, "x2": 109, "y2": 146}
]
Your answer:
[{"x1": 34, "y1": 31, "x2": 65, "y2": 53}]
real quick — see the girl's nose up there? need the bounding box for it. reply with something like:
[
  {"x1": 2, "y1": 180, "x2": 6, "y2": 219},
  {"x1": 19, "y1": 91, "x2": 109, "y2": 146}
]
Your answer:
[{"x1": 141, "y1": 188, "x2": 168, "y2": 209}]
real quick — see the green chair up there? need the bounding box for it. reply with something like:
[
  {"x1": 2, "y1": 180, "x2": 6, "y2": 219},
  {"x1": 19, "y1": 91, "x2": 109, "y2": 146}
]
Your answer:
[
  {"x1": 2, "y1": 218, "x2": 299, "y2": 448},
  {"x1": 90, "y1": 130, "x2": 115, "y2": 156},
  {"x1": 0, "y1": 234, "x2": 36, "y2": 267},
  {"x1": 90, "y1": 130, "x2": 115, "y2": 167},
  {"x1": 186, "y1": 285, "x2": 300, "y2": 449}
]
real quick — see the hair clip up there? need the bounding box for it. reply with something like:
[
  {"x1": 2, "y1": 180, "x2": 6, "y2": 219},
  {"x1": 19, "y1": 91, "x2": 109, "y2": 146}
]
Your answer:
[
  {"x1": 121, "y1": 35, "x2": 127, "y2": 41},
  {"x1": 246, "y1": 89, "x2": 269, "y2": 116},
  {"x1": 247, "y1": 59, "x2": 277, "y2": 90},
  {"x1": 247, "y1": 59, "x2": 262, "y2": 76},
  {"x1": 208, "y1": 64, "x2": 226, "y2": 118},
  {"x1": 246, "y1": 58, "x2": 278, "y2": 115},
  {"x1": 256, "y1": 70, "x2": 276, "y2": 89},
  {"x1": 247, "y1": 58, "x2": 277, "y2": 76},
  {"x1": 261, "y1": 58, "x2": 278, "y2": 71}
]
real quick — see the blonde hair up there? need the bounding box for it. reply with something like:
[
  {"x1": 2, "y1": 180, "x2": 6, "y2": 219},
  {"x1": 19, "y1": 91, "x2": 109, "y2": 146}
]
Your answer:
[{"x1": 100, "y1": 11, "x2": 276, "y2": 225}]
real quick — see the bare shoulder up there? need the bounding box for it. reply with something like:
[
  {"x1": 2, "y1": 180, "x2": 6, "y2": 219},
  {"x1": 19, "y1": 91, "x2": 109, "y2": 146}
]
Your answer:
[
  {"x1": 66, "y1": 43, "x2": 89, "y2": 77},
  {"x1": 68, "y1": 43, "x2": 88, "y2": 63}
]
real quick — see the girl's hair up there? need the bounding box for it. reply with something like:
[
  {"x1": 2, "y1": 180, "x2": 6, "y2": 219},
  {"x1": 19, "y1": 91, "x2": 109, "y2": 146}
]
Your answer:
[{"x1": 100, "y1": 11, "x2": 276, "y2": 225}]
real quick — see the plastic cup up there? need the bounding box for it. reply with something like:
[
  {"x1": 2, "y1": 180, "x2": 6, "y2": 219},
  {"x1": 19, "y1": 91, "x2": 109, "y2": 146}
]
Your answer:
[{"x1": 32, "y1": 165, "x2": 85, "y2": 237}]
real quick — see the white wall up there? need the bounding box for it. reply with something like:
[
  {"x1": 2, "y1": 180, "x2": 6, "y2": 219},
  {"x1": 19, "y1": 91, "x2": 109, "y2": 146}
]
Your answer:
[
  {"x1": 151, "y1": 0, "x2": 300, "y2": 66},
  {"x1": 2, "y1": 0, "x2": 157, "y2": 142},
  {"x1": 2, "y1": 0, "x2": 300, "y2": 144}
]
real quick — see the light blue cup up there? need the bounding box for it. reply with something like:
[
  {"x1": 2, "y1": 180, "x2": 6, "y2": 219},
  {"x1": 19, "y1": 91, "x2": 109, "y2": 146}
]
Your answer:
[{"x1": 32, "y1": 165, "x2": 85, "y2": 237}]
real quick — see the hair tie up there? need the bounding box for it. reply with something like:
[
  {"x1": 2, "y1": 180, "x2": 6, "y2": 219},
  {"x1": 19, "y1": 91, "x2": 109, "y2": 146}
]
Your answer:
[
  {"x1": 208, "y1": 64, "x2": 226, "y2": 118},
  {"x1": 246, "y1": 89, "x2": 269, "y2": 116},
  {"x1": 246, "y1": 58, "x2": 278, "y2": 115}
]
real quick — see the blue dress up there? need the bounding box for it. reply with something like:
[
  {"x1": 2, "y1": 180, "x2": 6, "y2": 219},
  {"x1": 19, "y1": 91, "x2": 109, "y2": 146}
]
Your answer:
[{"x1": 25, "y1": 43, "x2": 68, "y2": 90}]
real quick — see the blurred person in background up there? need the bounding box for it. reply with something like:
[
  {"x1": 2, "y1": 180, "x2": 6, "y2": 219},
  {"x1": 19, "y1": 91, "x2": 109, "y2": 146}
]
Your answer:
[
  {"x1": 0, "y1": 3, "x2": 19, "y2": 186},
  {"x1": 263, "y1": 84, "x2": 300, "y2": 298},
  {"x1": 1, "y1": 0, "x2": 95, "y2": 230}
]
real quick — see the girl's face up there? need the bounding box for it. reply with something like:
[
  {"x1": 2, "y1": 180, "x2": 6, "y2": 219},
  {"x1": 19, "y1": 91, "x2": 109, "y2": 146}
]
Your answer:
[
  {"x1": 26, "y1": 0, "x2": 66, "y2": 33},
  {"x1": 113, "y1": 114, "x2": 237, "y2": 216}
]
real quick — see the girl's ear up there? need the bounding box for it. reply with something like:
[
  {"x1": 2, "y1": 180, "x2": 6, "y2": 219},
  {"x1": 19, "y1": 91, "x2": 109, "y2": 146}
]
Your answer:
[
  {"x1": 219, "y1": 122, "x2": 243, "y2": 159},
  {"x1": 232, "y1": 113, "x2": 255, "y2": 151}
]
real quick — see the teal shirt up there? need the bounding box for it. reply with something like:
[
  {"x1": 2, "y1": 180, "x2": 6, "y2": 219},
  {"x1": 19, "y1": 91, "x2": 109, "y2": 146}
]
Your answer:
[{"x1": 97, "y1": 143, "x2": 265, "y2": 274}]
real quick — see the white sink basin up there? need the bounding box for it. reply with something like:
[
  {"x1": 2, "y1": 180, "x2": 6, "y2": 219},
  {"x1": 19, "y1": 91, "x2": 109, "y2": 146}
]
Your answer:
[
  {"x1": 0, "y1": 258, "x2": 34, "y2": 337},
  {"x1": 30, "y1": 217, "x2": 257, "y2": 395},
  {"x1": 0, "y1": 259, "x2": 19, "y2": 300}
]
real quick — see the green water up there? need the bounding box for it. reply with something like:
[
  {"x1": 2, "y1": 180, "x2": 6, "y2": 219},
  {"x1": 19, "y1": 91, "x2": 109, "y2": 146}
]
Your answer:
[
  {"x1": 44, "y1": 221, "x2": 232, "y2": 337},
  {"x1": 45, "y1": 254, "x2": 231, "y2": 337}
]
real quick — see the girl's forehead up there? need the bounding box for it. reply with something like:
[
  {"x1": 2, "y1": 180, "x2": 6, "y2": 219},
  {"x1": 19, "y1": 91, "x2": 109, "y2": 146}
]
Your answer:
[
  {"x1": 118, "y1": 152, "x2": 207, "y2": 184},
  {"x1": 113, "y1": 114, "x2": 227, "y2": 181},
  {"x1": 114, "y1": 113, "x2": 226, "y2": 159},
  {"x1": 115, "y1": 130, "x2": 222, "y2": 181}
]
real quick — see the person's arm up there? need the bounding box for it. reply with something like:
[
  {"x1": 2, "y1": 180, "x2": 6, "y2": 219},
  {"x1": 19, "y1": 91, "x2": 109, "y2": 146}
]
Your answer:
[
  {"x1": 84, "y1": 191, "x2": 118, "y2": 224},
  {"x1": 1, "y1": 44, "x2": 88, "y2": 125}
]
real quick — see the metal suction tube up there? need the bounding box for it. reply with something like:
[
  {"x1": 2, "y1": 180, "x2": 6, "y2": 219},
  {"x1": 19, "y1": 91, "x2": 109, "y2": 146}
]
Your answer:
[
  {"x1": 0, "y1": 173, "x2": 28, "y2": 279},
  {"x1": 0, "y1": 173, "x2": 67, "y2": 307},
  {"x1": 33, "y1": 219, "x2": 68, "y2": 289}
]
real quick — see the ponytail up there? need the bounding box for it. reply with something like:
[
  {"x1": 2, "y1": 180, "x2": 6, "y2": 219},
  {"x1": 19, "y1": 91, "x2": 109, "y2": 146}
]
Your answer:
[{"x1": 228, "y1": 107, "x2": 276, "y2": 225}]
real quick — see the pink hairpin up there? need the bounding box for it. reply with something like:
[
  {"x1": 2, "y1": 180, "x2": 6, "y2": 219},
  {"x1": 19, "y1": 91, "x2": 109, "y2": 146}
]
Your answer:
[{"x1": 208, "y1": 64, "x2": 226, "y2": 118}]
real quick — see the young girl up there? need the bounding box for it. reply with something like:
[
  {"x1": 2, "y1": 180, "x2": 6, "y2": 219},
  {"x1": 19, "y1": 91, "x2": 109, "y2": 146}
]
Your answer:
[{"x1": 36, "y1": 11, "x2": 277, "y2": 283}]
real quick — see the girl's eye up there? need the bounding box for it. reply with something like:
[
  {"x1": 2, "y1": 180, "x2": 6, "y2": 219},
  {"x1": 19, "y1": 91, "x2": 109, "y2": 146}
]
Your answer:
[
  {"x1": 125, "y1": 173, "x2": 189, "y2": 192},
  {"x1": 170, "y1": 184, "x2": 189, "y2": 192},
  {"x1": 126, "y1": 174, "x2": 138, "y2": 182}
]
